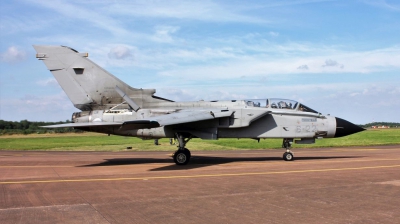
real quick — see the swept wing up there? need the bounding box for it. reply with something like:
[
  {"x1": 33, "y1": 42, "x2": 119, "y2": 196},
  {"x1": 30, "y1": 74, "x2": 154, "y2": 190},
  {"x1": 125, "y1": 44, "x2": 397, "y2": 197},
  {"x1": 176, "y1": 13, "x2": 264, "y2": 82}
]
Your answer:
[{"x1": 43, "y1": 110, "x2": 233, "y2": 130}]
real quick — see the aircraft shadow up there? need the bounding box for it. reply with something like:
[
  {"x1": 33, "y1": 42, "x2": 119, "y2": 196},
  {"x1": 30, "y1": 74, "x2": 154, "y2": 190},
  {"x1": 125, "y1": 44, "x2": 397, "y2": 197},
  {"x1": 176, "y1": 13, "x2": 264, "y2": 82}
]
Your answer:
[{"x1": 81, "y1": 155, "x2": 362, "y2": 171}]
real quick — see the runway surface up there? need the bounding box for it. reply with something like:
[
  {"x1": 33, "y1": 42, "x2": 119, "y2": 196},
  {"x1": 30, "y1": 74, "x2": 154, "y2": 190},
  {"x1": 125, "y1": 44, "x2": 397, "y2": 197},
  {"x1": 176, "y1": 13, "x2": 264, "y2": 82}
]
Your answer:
[{"x1": 1, "y1": 145, "x2": 400, "y2": 224}]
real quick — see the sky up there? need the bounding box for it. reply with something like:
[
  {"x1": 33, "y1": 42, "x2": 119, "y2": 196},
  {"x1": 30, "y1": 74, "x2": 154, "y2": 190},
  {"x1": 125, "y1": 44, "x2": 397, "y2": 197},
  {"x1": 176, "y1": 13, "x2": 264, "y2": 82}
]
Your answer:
[{"x1": 0, "y1": 0, "x2": 399, "y2": 124}]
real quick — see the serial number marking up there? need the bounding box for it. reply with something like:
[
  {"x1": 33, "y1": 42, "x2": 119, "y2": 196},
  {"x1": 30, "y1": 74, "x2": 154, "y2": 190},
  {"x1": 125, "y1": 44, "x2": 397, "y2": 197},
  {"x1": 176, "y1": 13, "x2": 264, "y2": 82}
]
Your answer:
[{"x1": 296, "y1": 125, "x2": 317, "y2": 133}]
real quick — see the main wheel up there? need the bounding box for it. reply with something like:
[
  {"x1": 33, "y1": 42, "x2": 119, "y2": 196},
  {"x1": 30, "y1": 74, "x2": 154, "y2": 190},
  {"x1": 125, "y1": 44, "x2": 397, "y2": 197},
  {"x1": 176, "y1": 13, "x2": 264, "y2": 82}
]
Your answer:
[
  {"x1": 183, "y1": 148, "x2": 191, "y2": 158},
  {"x1": 283, "y1": 152, "x2": 294, "y2": 161},
  {"x1": 173, "y1": 149, "x2": 191, "y2": 165}
]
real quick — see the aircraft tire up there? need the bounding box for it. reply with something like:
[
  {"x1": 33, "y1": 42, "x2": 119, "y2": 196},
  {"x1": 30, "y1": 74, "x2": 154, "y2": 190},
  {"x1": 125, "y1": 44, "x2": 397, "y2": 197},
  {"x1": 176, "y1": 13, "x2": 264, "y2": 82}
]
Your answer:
[
  {"x1": 184, "y1": 148, "x2": 191, "y2": 158},
  {"x1": 283, "y1": 152, "x2": 294, "y2": 161},
  {"x1": 173, "y1": 149, "x2": 191, "y2": 165}
]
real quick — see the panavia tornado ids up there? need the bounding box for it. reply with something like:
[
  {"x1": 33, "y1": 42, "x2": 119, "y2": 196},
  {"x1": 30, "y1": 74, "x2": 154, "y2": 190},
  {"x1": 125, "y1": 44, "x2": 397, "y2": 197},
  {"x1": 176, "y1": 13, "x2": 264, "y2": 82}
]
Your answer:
[{"x1": 34, "y1": 45, "x2": 365, "y2": 165}]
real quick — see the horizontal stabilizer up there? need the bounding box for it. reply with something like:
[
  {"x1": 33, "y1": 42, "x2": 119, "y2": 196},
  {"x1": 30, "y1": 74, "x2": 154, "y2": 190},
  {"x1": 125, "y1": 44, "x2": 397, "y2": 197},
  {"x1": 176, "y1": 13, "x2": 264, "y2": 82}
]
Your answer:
[{"x1": 41, "y1": 122, "x2": 122, "y2": 128}]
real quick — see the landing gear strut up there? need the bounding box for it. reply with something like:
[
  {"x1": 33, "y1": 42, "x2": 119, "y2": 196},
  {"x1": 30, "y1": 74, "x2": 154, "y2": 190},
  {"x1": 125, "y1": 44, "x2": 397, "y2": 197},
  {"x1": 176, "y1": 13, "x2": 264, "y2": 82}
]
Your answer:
[
  {"x1": 282, "y1": 138, "x2": 294, "y2": 161},
  {"x1": 173, "y1": 133, "x2": 192, "y2": 165}
]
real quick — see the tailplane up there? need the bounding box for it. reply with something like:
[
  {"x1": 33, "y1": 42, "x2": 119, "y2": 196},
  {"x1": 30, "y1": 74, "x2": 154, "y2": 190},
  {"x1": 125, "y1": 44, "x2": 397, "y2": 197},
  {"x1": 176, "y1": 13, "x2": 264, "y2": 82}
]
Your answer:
[{"x1": 33, "y1": 45, "x2": 171, "y2": 111}]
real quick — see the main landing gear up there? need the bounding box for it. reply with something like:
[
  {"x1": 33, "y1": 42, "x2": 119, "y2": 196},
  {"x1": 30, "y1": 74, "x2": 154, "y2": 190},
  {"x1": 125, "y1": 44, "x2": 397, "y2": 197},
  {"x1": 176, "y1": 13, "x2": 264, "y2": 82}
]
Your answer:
[
  {"x1": 282, "y1": 138, "x2": 294, "y2": 161},
  {"x1": 173, "y1": 133, "x2": 192, "y2": 165}
]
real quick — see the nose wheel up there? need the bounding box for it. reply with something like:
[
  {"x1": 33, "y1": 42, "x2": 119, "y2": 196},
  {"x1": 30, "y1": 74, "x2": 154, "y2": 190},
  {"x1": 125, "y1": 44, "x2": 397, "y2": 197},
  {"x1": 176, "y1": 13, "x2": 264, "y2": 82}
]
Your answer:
[
  {"x1": 283, "y1": 151, "x2": 294, "y2": 161},
  {"x1": 282, "y1": 138, "x2": 294, "y2": 161}
]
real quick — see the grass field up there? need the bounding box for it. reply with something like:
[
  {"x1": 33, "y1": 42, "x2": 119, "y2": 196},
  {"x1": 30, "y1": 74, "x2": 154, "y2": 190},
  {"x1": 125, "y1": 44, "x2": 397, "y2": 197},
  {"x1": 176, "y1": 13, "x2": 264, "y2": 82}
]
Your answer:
[{"x1": 0, "y1": 129, "x2": 399, "y2": 151}]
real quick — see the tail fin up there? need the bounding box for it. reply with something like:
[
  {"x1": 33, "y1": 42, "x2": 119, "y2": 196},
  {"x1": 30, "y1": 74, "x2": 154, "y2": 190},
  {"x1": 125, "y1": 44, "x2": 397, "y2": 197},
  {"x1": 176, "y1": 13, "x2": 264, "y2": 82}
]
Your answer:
[{"x1": 33, "y1": 45, "x2": 170, "y2": 111}]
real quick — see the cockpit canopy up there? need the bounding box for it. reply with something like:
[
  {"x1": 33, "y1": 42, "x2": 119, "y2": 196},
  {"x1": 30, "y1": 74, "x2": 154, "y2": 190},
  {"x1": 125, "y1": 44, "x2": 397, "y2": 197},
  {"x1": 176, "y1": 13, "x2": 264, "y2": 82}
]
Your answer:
[{"x1": 244, "y1": 98, "x2": 319, "y2": 113}]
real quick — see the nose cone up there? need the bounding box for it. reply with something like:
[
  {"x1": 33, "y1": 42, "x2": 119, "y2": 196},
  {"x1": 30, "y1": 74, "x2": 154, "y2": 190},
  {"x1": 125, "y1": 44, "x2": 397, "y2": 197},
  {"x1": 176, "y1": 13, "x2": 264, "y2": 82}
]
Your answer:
[{"x1": 335, "y1": 117, "x2": 365, "y2": 138}]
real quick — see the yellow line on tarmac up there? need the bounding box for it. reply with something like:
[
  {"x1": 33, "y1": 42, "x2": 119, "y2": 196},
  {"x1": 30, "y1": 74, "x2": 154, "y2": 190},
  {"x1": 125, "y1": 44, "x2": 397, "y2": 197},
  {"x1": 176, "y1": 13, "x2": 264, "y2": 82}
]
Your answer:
[
  {"x1": 1, "y1": 164, "x2": 399, "y2": 185},
  {"x1": 0, "y1": 166, "x2": 73, "y2": 168},
  {"x1": 222, "y1": 158, "x2": 400, "y2": 166},
  {"x1": 332, "y1": 149, "x2": 379, "y2": 152},
  {"x1": 0, "y1": 154, "x2": 24, "y2": 157}
]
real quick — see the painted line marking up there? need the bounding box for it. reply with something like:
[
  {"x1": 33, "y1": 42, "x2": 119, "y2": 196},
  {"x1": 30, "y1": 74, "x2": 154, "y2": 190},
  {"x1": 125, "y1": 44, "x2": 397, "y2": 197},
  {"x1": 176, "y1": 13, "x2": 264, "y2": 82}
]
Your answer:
[
  {"x1": 0, "y1": 154, "x2": 24, "y2": 157},
  {"x1": 0, "y1": 204, "x2": 89, "y2": 211},
  {"x1": 0, "y1": 166, "x2": 73, "y2": 168},
  {"x1": 1, "y1": 164, "x2": 399, "y2": 185},
  {"x1": 220, "y1": 158, "x2": 400, "y2": 166}
]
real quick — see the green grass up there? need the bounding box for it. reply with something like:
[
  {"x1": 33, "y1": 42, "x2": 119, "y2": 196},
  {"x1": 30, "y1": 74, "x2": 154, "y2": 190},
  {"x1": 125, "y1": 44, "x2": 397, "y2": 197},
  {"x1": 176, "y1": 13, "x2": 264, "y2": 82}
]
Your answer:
[
  {"x1": 0, "y1": 129, "x2": 399, "y2": 151},
  {"x1": 211, "y1": 129, "x2": 400, "y2": 149}
]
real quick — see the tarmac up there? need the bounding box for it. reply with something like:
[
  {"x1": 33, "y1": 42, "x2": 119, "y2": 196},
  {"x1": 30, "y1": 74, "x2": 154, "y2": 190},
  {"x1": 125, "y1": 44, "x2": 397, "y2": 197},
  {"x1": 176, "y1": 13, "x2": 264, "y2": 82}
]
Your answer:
[{"x1": 1, "y1": 145, "x2": 399, "y2": 224}]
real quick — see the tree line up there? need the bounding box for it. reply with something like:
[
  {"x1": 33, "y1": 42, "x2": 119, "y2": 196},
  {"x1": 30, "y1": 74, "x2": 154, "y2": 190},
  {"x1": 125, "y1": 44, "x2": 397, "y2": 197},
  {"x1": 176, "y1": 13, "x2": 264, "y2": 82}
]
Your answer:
[
  {"x1": 0, "y1": 120, "x2": 82, "y2": 135},
  {"x1": 359, "y1": 122, "x2": 400, "y2": 128}
]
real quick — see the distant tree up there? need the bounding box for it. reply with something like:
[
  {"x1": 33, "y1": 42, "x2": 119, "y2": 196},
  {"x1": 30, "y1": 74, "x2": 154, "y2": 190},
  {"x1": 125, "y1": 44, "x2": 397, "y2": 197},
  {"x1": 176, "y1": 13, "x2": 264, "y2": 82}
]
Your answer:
[
  {"x1": 360, "y1": 122, "x2": 400, "y2": 128},
  {"x1": 20, "y1": 120, "x2": 30, "y2": 130},
  {"x1": 0, "y1": 120, "x2": 84, "y2": 135}
]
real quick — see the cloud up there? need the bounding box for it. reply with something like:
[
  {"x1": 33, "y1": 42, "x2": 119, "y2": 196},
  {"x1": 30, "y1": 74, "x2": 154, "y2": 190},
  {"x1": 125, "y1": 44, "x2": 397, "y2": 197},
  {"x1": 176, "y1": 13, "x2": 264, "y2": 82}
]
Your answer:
[
  {"x1": 308, "y1": 83, "x2": 400, "y2": 123},
  {"x1": 60, "y1": 38, "x2": 399, "y2": 81},
  {"x1": 152, "y1": 26, "x2": 180, "y2": 43},
  {"x1": 0, "y1": 14, "x2": 54, "y2": 35},
  {"x1": 107, "y1": 0, "x2": 266, "y2": 24},
  {"x1": 1, "y1": 0, "x2": 399, "y2": 125},
  {"x1": 268, "y1": 31, "x2": 279, "y2": 37},
  {"x1": 322, "y1": 59, "x2": 344, "y2": 69},
  {"x1": 108, "y1": 46, "x2": 133, "y2": 60},
  {"x1": 323, "y1": 59, "x2": 338, "y2": 67},
  {"x1": 157, "y1": 81, "x2": 400, "y2": 123},
  {"x1": 157, "y1": 88, "x2": 197, "y2": 101},
  {"x1": 0, "y1": 92, "x2": 75, "y2": 121},
  {"x1": 0, "y1": 46, "x2": 27, "y2": 63},
  {"x1": 297, "y1": 64, "x2": 309, "y2": 70},
  {"x1": 20, "y1": 93, "x2": 72, "y2": 110},
  {"x1": 158, "y1": 87, "x2": 249, "y2": 102},
  {"x1": 36, "y1": 78, "x2": 59, "y2": 87},
  {"x1": 31, "y1": 0, "x2": 130, "y2": 36},
  {"x1": 361, "y1": 0, "x2": 400, "y2": 11}
]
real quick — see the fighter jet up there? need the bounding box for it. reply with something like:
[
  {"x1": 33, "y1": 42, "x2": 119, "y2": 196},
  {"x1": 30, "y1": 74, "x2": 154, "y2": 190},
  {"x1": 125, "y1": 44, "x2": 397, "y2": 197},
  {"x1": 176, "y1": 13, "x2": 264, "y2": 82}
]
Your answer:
[{"x1": 34, "y1": 45, "x2": 365, "y2": 165}]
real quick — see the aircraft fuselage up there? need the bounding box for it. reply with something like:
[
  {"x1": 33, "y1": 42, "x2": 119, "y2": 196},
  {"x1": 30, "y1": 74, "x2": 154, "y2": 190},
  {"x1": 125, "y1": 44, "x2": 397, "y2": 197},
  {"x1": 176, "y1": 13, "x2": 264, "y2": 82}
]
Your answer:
[{"x1": 73, "y1": 99, "x2": 337, "y2": 143}]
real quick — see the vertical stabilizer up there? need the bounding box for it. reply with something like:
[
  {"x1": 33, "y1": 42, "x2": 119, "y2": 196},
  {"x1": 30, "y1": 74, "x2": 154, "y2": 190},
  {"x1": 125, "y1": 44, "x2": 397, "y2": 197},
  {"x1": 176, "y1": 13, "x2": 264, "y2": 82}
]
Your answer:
[{"x1": 34, "y1": 45, "x2": 167, "y2": 110}]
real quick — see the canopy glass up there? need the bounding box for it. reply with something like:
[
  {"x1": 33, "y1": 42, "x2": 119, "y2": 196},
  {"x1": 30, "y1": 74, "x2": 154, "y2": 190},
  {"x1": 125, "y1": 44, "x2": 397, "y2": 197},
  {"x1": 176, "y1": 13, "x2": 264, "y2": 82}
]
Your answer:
[{"x1": 244, "y1": 98, "x2": 319, "y2": 113}]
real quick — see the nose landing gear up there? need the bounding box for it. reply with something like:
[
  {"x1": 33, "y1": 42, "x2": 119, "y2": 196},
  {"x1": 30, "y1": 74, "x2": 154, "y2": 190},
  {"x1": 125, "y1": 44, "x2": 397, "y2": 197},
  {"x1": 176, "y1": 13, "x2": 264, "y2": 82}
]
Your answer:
[{"x1": 282, "y1": 138, "x2": 294, "y2": 161}]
